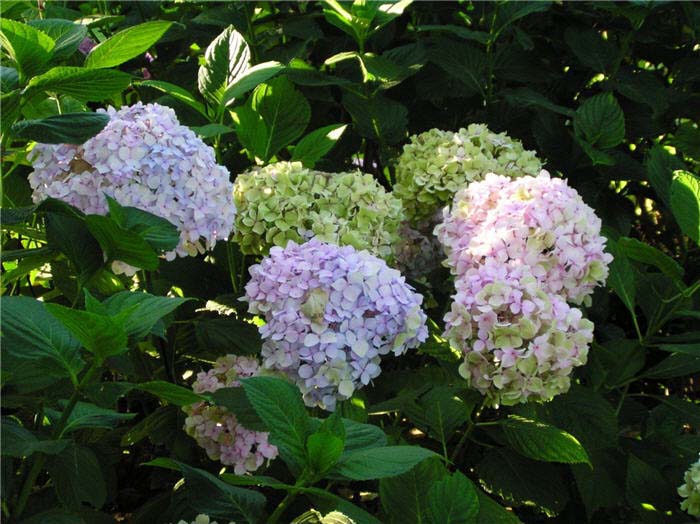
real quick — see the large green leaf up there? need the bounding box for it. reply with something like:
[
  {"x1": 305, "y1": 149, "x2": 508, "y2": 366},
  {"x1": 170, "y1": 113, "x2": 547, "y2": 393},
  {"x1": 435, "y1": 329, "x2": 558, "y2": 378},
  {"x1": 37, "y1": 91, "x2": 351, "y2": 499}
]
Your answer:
[
  {"x1": 617, "y1": 236, "x2": 683, "y2": 280},
  {"x1": 379, "y1": 458, "x2": 447, "y2": 524},
  {"x1": 426, "y1": 471, "x2": 479, "y2": 524},
  {"x1": 330, "y1": 445, "x2": 437, "y2": 480},
  {"x1": 0, "y1": 18, "x2": 55, "y2": 81},
  {"x1": 47, "y1": 401, "x2": 136, "y2": 435},
  {"x1": 564, "y1": 27, "x2": 619, "y2": 72},
  {"x1": 291, "y1": 124, "x2": 347, "y2": 167},
  {"x1": 0, "y1": 296, "x2": 84, "y2": 386},
  {"x1": 475, "y1": 490, "x2": 522, "y2": 524},
  {"x1": 1, "y1": 417, "x2": 69, "y2": 458},
  {"x1": 499, "y1": 415, "x2": 590, "y2": 464},
  {"x1": 135, "y1": 381, "x2": 206, "y2": 406},
  {"x1": 230, "y1": 104, "x2": 268, "y2": 160},
  {"x1": 221, "y1": 61, "x2": 284, "y2": 107},
  {"x1": 573, "y1": 92, "x2": 625, "y2": 149},
  {"x1": 45, "y1": 212, "x2": 103, "y2": 284},
  {"x1": 250, "y1": 76, "x2": 311, "y2": 161},
  {"x1": 85, "y1": 21, "x2": 172, "y2": 69},
  {"x1": 211, "y1": 386, "x2": 266, "y2": 431},
  {"x1": 137, "y1": 80, "x2": 208, "y2": 116},
  {"x1": 644, "y1": 144, "x2": 684, "y2": 208},
  {"x1": 241, "y1": 376, "x2": 311, "y2": 474},
  {"x1": 644, "y1": 353, "x2": 700, "y2": 379},
  {"x1": 195, "y1": 316, "x2": 262, "y2": 356},
  {"x1": 572, "y1": 449, "x2": 625, "y2": 520},
  {"x1": 101, "y1": 290, "x2": 190, "y2": 340},
  {"x1": 11, "y1": 112, "x2": 110, "y2": 144},
  {"x1": 105, "y1": 196, "x2": 180, "y2": 253},
  {"x1": 47, "y1": 443, "x2": 106, "y2": 510},
  {"x1": 670, "y1": 170, "x2": 700, "y2": 245},
  {"x1": 605, "y1": 238, "x2": 637, "y2": 315},
  {"x1": 28, "y1": 19, "x2": 87, "y2": 59},
  {"x1": 25, "y1": 66, "x2": 132, "y2": 102},
  {"x1": 625, "y1": 454, "x2": 676, "y2": 512},
  {"x1": 342, "y1": 92, "x2": 407, "y2": 145},
  {"x1": 198, "y1": 25, "x2": 250, "y2": 105},
  {"x1": 85, "y1": 214, "x2": 160, "y2": 270},
  {"x1": 403, "y1": 385, "x2": 470, "y2": 447}
]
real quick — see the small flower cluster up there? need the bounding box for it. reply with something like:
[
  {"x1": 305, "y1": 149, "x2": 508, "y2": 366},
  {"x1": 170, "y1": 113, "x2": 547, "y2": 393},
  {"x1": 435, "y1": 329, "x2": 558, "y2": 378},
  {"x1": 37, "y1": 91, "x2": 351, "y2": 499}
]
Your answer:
[
  {"x1": 29, "y1": 102, "x2": 236, "y2": 271},
  {"x1": 244, "y1": 239, "x2": 428, "y2": 410},
  {"x1": 436, "y1": 171, "x2": 612, "y2": 305},
  {"x1": 679, "y1": 455, "x2": 700, "y2": 517},
  {"x1": 176, "y1": 516, "x2": 234, "y2": 524},
  {"x1": 436, "y1": 172, "x2": 611, "y2": 406},
  {"x1": 443, "y1": 261, "x2": 593, "y2": 405},
  {"x1": 183, "y1": 355, "x2": 278, "y2": 474},
  {"x1": 233, "y1": 161, "x2": 403, "y2": 261},
  {"x1": 393, "y1": 124, "x2": 542, "y2": 224}
]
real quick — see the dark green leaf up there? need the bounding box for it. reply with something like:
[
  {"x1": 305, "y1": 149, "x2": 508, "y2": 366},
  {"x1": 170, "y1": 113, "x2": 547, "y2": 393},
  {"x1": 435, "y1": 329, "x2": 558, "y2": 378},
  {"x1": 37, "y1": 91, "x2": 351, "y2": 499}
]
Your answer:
[
  {"x1": 499, "y1": 415, "x2": 590, "y2": 464},
  {"x1": 138, "y1": 79, "x2": 208, "y2": 116},
  {"x1": 429, "y1": 40, "x2": 486, "y2": 97},
  {"x1": 427, "y1": 471, "x2": 479, "y2": 524},
  {"x1": 26, "y1": 66, "x2": 132, "y2": 101},
  {"x1": 476, "y1": 490, "x2": 522, "y2": 524},
  {"x1": 379, "y1": 458, "x2": 447, "y2": 524},
  {"x1": 85, "y1": 214, "x2": 160, "y2": 270},
  {"x1": 501, "y1": 87, "x2": 575, "y2": 117},
  {"x1": 670, "y1": 170, "x2": 700, "y2": 245},
  {"x1": 617, "y1": 236, "x2": 683, "y2": 280},
  {"x1": 564, "y1": 27, "x2": 619, "y2": 72},
  {"x1": 573, "y1": 92, "x2": 625, "y2": 149},
  {"x1": 403, "y1": 385, "x2": 470, "y2": 446},
  {"x1": 105, "y1": 196, "x2": 180, "y2": 252},
  {"x1": 195, "y1": 317, "x2": 262, "y2": 356},
  {"x1": 136, "y1": 381, "x2": 207, "y2": 406},
  {"x1": 291, "y1": 124, "x2": 347, "y2": 167},
  {"x1": 307, "y1": 431, "x2": 344, "y2": 478},
  {"x1": 102, "y1": 290, "x2": 190, "y2": 340},
  {"x1": 46, "y1": 212, "x2": 103, "y2": 284},
  {"x1": 47, "y1": 443, "x2": 106, "y2": 509},
  {"x1": 645, "y1": 144, "x2": 684, "y2": 208},
  {"x1": 625, "y1": 454, "x2": 676, "y2": 512},
  {"x1": 605, "y1": 238, "x2": 637, "y2": 315},
  {"x1": 211, "y1": 386, "x2": 266, "y2": 431},
  {"x1": 331, "y1": 445, "x2": 437, "y2": 480},
  {"x1": 85, "y1": 21, "x2": 172, "y2": 69},
  {"x1": 656, "y1": 343, "x2": 700, "y2": 356},
  {"x1": 1, "y1": 418, "x2": 69, "y2": 458},
  {"x1": 48, "y1": 400, "x2": 136, "y2": 435},
  {"x1": 342, "y1": 92, "x2": 407, "y2": 145},
  {"x1": 11, "y1": 112, "x2": 110, "y2": 144},
  {"x1": 644, "y1": 353, "x2": 700, "y2": 379}
]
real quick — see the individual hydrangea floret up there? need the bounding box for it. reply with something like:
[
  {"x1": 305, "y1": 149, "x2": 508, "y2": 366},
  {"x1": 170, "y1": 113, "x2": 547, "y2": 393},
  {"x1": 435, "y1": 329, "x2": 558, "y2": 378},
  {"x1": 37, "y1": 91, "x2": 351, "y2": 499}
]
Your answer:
[
  {"x1": 183, "y1": 355, "x2": 278, "y2": 474},
  {"x1": 679, "y1": 455, "x2": 700, "y2": 517},
  {"x1": 28, "y1": 102, "x2": 236, "y2": 271},
  {"x1": 393, "y1": 124, "x2": 542, "y2": 223},
  {"x1": 244, "y1": 239, "x2": 428, "y2": 410},
  {"x1": 175, "y1": 515, "x2": 234, "y2": 524},
  {"x1": 444, "y1": 261, "x2": 593, "y2": 406},
  {"x1": 233, "y1": 161, "x2": 403, "y2": 261},
  {"x1": 436, "y1": 171, "x2": 612, "y2": 305}
]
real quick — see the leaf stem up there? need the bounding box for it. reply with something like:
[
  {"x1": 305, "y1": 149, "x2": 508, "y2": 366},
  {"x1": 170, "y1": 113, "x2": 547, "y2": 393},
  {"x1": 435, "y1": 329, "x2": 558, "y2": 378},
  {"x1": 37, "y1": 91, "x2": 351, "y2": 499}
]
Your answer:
[{"x1": 267, "y1": 475, "x2": 307, "y2": 524}]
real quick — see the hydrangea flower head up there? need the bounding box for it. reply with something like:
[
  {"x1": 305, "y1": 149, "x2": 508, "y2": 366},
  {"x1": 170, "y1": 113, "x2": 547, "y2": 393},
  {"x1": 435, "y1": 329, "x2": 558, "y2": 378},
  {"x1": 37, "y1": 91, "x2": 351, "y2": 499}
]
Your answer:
[
  {"x1": 679, "y1": 455, "x2": 700, "y2": 517},
  {"x1": 436, "y1": 171, "x2": 612, "y2": 305},
  {"x1": 233, "y1": 161, "x2": 403, "y2": 261},
  {"x1": 28, "y1": 102, "x2": 236, "y2": 270},
  {"x1": 244, "y1": 239, "x2": 428, "y2": 410},
  {"x1": 393, "y1": 124, "x2": 542, "y2": 223},
  {"x1": 176, "y1": 515, "x2": 234, "y2": 524},
  {"x1": 444, "y1": 261, "x2": 593, "y2": 406},
  {"x1": 183, "y1": 355, "x2": 278, "y2": 474}
]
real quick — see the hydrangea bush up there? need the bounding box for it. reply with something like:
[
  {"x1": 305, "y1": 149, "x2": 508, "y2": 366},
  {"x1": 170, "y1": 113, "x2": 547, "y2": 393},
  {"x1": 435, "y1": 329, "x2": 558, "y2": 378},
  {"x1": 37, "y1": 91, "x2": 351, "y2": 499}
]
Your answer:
[
  {"x1": 233, "y1": 161, "x2": 403, "y2": 260},
  {"x1": 244, "y1": 239, "x2": 428, "y2": 410},
  {"x1": 183, "y1": 355, "x2": 278, "y2": 474},
  {"x1": 28, "y1": 102, "x2": 236, "y2": 269},
  {"x1": 393, "y1": 124, "x2": 542, "y2": 224}
]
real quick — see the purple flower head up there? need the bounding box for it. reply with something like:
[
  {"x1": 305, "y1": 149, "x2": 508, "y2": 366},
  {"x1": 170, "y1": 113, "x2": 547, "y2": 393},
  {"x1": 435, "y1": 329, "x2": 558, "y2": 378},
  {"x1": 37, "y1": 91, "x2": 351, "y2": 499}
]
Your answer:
[
  {"x1": 183, "y1": 355, "x2": 278, "y2": 474},
  {"x1": 78, "y1": 37, "x2": 96, "y2": 55},
  {"x1": 244, "y1": 239, "x2": 428, "y2": 411},
  {"x1": 28, "y1": 102, "x2": 236, "y2": 274},
  {"x1": 436, "y1": 171, "x2": 612, "y2": 305}
]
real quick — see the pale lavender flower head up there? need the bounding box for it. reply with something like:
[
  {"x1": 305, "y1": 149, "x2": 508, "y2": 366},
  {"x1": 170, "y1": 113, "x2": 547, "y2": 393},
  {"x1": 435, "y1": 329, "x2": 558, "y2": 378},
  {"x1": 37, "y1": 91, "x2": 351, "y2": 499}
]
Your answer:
[
  {"x1": 436, "y1": 171, "x2": 612, "y2": 305},
  {"x1": 444, "y1": 260, "x2": 593, "y2": 406},
  {"x1": 244, "y1": 239, "x2": 428, "y2": 410},
  {"x1": 183, "y1": 355, "x2": 278, "y2": 474},
  {"x1": 78, "y1": 36, "x2": 96, "y2": 55},
  {"x1": 28, "y1": 102, "x2": 236, "y2": 273}
]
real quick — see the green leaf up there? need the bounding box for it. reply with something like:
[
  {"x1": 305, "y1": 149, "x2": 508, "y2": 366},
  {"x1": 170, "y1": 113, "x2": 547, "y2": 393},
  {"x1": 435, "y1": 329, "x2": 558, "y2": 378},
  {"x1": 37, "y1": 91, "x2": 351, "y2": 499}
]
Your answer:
[
  {"x1": 644, "y1": 353, "x2": 700, "y2": 379},
  {"x1": 221, "y1": 61, "x2": 284, "y2": 107},
  {"x1": 291, "y1": 124, "x2": 347, "y2": 167},
  {"x1": 0, "y1": 65, "x2": 19, "y2": 92},
  {"x1": 645, "y1": 145, "x2": 684, "y2": 208},
  {"x1": 573, "y1": 92, "x2": 625, "y2": 149},
  {"x1": 45, "y1": 212, "x2": 103, "y2": 284},
  {"x1": 501, "y1": 87, "x2": 575, "y2": 117},
  {"x1": 403, "y1": 386, "x2": 470, "y2": 446},
  {"x1": 617, "y1": 237, "x2": 684, "y2": 280},
  {"x1": 341, "y1": 418, "x2": 387, "y2": 453},
  {"x1": 85, "y1": 214, "x2": 160, "y2": 270},
  {"x1": 0, "y1": 18, "x2": 55, "y2": 81},
  {"x1": 135, "y1": 381, "x2": 207, "y2": 406},
  {"x1": 625, "y1": 454, "x2": 676, "y2": 512},
  {"x1": 307, "y1": 432, "x2": 344, "y2": 478},
  {"x1": 330, "y1": 445, "x2": 437, "y2": 481},
  {"x1": 101, "y1": 290, "x2": 190, "y2": 340},
  {"x1": 198, "y1": 25, "x2": 250, "y2": 105},
  {"x1": 105, "y1": 195, "x2": 180, "y2": 252},
  {"x1": 572, "y1": 449, "x2": 625, "y2": 520},
  {"x1": 605, "y1": 239, "x2": 637, "y2": 315},
  {"x1": 477, "y1": 449, "x2": 569, "y2": 516},
  {"x1": 564, "y1": 27, "x2": 619, "y2": 72},
  {"x1": 1, "y1": 418, "x2": 69, "y2": 458},
  {"x1": 85, "y1": 21, "x2": 172, "y2": 69},
  {"x1": 476, "y1": 490, "x2": 522, "y2": 524},
  {"x1": 499, "y1": 415, "x2": 590, "y2": 464},
  {"x1": 195, "y1": 316, "x2": 262, "y2": 356},
  {"x1": 251, "y1": 76, "x2": 311, "y2": 161},
  {"x1": 429, "y1": 40, "x2": 486, "y2": 97},
  {"x1": 230, "y1": 104, "x2": 268, "y2": 160},
  {"x1": 657, "y1": 343, "x2": 700, "y2": 356},
  {"x1": 342, "y1": 92, "x2": 407, "y2": 145},
  {"x1": 25, "y1": 66, "x2": 131, "y2": 101},
  {"x1": 11, "y1": 112, "x2": 110, "y2": 144},
  {"x1": 137, "y1": 80, "x2": 208, "y2": 117},
  {"x1": 192, "y1": 123, "x2": 235, "y2": 139},
  {"x1": 47, "y1": 443, "x2": 106, "y2": 509},
  {"x1": 241, "y1": 376, "x2": 311, "y2": 474},
  {"x1": 44, "y1": 303, "x2": 129, "y2": 360},
  {"x1": 426, "y1": 471, "x2": 479, "y2": 524},
  {"x1": 0, "y1": 296, "x2": 84, "y2": 387},
  {"x1": 670, "y1": 170, "x2": 700, "y2": 245},
  {"x1": 211, "y1": 386, "x2": 266, "y2": 431},
  {"x1": 28, "y1": 19, "x2": 87, "y2": 59},
  {"x1": 48, "y1": 401, "x2": 135, "y2": 435},
  {"x1": 670, "y1": 122, "x2": 700, "y2": 161},
  {"x1": 379, "y1": 458, "x2": 447, "y2": 524},
  {"x1": 415, "y1": 24, "x2": 489, "y2": 44}
]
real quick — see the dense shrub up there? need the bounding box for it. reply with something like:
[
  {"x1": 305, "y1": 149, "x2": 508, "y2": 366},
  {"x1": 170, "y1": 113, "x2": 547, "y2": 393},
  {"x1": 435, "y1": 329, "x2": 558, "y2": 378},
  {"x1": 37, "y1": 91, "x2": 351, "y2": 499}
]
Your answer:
[{"x1": 1, "y1": 2, "x2": 699, "y2": 524}]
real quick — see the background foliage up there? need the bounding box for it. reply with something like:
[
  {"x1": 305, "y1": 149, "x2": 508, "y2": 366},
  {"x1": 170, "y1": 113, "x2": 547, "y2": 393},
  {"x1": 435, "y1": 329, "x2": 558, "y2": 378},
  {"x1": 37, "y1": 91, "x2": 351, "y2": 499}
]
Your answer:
[{"x1": 1, "y1": 1, "x2": 699, "y2": 523}]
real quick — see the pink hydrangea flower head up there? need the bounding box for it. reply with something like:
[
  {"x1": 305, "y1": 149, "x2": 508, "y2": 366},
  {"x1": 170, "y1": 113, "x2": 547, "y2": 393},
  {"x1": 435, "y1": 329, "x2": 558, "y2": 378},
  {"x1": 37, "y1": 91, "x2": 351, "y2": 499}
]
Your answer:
[
  {"x1": 28, "y1": 103, "x2": 236, "y2": 274},
  {"x1": 436, "y1": 171, "x2": 612, "y2": 305},
  {"x1": 183, "y1": 355, "x2": 278, "y2": 474},
  {"x1": 444, "y1": 261, "x2": 593, "y2": 406},
  {"x1": 244, "y1": 239, "x2": 428, "y2": 411}
]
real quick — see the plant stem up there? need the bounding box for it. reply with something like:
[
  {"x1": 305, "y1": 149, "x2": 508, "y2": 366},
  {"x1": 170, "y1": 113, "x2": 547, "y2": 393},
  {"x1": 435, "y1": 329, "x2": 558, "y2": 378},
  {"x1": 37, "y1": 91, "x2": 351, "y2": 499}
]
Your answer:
[
  {"x1": 449, "y1": 400, "x2": 486, "y2": 463},
  {"x1": 12, "y1": 362, "x2": 101, "y2": 521},
  {"x1": 267, "y1": 476, "x2": 306, "y2": 524}
]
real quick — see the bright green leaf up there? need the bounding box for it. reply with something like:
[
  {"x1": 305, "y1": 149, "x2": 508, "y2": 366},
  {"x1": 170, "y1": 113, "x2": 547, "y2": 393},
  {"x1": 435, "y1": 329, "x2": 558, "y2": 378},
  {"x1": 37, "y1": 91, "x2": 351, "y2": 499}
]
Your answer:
[{"x1": 85, "y1": 21, "x2": 172, "y2": 69}]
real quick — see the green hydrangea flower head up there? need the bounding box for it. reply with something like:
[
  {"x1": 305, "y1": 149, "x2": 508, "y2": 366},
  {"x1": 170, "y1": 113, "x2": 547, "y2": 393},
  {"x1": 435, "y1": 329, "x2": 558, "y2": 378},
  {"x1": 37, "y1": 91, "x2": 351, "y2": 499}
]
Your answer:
[
  {"x1": 679, "y1": 455, "x2": 700, "y2": 517},
  {"x1": 233, "y1": 161, "x2": 404, "y2": 260},
  {"x1": 393, "y1": 123, "x2": 543, "y2": 223}
]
